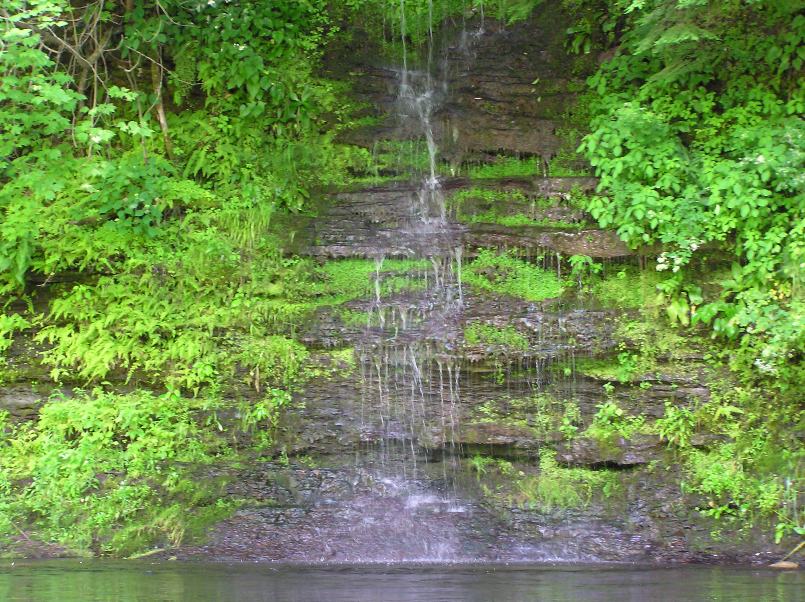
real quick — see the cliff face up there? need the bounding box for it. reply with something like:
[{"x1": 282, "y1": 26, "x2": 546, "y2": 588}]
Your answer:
[
  {"x1": 331, "y1": 2, "x2": 585, "y2": 163},
  {"x1": 152, "y1": 8, "x2": 784, "y2": 564}
]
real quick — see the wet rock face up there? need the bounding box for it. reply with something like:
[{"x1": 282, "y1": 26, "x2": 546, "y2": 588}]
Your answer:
[
  {"x1": 332, "y1": 6, "x2": 580, "y2": 165},
  {"x1": 306, "y1": 183, "x2": 467, "y2": 258},
  {"x1": 163, "y1": 457, "x2": 655, "y2": 563},
  {"x1": 101, "y1": 10, "x2": 781, "y2": 566},
  {"x1": 0, "y1": 332, "x2": 59, "y2": 418},
  {"x1": 553, "y1": 435, "x2": 665, "y2": 467},
  {"x1": 464, "y1": 224, "x2": 632, "y2": 258},
  {"x1": 171, "y1": 458, "x2": 516, "y2": 563},
  {"x1": 166, "y1": 449, "x2": 780, "y2": 565},
  {"x1": 0, "y1": 388, "x2": 41, "y2": 417},
  {"x1": 441, "y1": 17, "x2": 573, "y2": 163},
  {"x1": 305, "y1": 177, "x2": 635, "y2": 259}
]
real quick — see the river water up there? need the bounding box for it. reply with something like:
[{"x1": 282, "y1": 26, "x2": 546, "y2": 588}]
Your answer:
[{"x1": 2, "y1": 561, "x2": 802, "y2": 601}]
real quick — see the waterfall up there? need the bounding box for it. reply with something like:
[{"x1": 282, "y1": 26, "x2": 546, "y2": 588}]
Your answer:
[
  {"x1": 337, "y1": 3, "x2": 477, "y2": 560},
  {"x1": 396, "y1": 0, "x2": 447, "y2": 227}
]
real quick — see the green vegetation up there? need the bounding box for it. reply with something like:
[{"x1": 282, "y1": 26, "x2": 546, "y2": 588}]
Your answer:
[
  {"x1": 449, "y1": 187, "x2": 533, "y2": 212},
  {"x1": 471, "y1": 449, "x2": 620, "y2": 511},
  {"x1": 464, "y1": 323, "x2": 529, "y2": 351},
  {"x1": 355, "y1": 140, "x2": 440, "y2": 183},
  {"x1": 466, "y1": 156, "x2": 541, "y2": 179},
  {"x1": 473, "y1": 393, "x2": 582, "y2": 440},
  {"x1": 461, "y1": 211, "x2": 585, "y2": 229},
  {"x1": 583, "y1": 399, "x2": 647, "y2": 443},
  {"x1": 570, "y1": 0, "x2": 804, "y2": 379},
  {"x1": 0, "y1": 390, "x2": 243, "y2": 555},
  {"x1": 555, "y1": 4, "x2": 805, "y2": 543},
  {"x1": 313, "y1": 258, "x2": 430, "y2": 304},
  {"x1": 449, "y1": 187, "x2": 584, "y2": 227},
  {"x1": 349, "y1": 0, "x2": 545, "y2": 49},
  {"x1": 655, "y1": 401, "x2": 696, "y2": 449},
  {"x1": 573, "y1": 312, "x2": 697, "y2": 390},
  {"x1": 591, "y1": 266, "x2": 666, "y2": 309},
  {"x1": 663, "y1": 380, "x2": 803, "y2": 541},
  {"x1": 464, "y1": 249, "x2": 565, "y2": 301}
]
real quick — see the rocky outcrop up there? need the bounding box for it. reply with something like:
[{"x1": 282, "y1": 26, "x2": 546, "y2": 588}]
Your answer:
[
  {"x1": 0, "y1": 387, "x2": 42, "y2": 417},
  {"x1": 554, "y1": 434, "x2": 665, "y2": 467},
  {"x1": 329, "y1": 4, "x2": 586, "y2": 167},
  {"x1": 303, "y1": 177, "x2": 635, "y2": 259},
  {"x1": 463, "y1": 224, "x2": 632, "y2": 258}
]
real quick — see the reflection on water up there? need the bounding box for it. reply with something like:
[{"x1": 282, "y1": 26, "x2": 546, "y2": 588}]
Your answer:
[{"x1": 1, "y1": 562, "x2": 802, "y2": 602}]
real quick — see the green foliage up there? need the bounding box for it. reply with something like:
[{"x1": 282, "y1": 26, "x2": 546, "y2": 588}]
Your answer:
[
  {"x1": 0, "y1": 389, "x2": 234, "y2": 554},
  {"x1": 568, "y1": 254, "x2": 602, "y2": 287},
  {"x1": 561, "y1": 0, "x2": 622, "y2": 56},
  {"x1": 167, "y1": 0, "x2": 330, "y2": 123},
  {"x1": 238, "y1": 388, "x2": 293, "y2": 449},
  {"x1": 466, "y1": 156, "x2": 541, "y2": 179},
  {"x1": 468, "y1": 454, "x2": 498, "y2": 477},
  {"x1": 591, "y1": 266, "x2": 665, "y2": 309},
  {"x1": 473, "y1": 393, "x2": 582, "y2": 440},
  {"x1": 0, "y1": 0, "x2": 374, "y2": 400},
  {"x1": 485, "y1": 0, "x2": 545, "y2": 25},
  {"x1": 313, "y1": 258, "x2": 430, "y2": 305},
  {"x1": 356, "y1": 140, "x2": 437, "y2": 182},
  {"x1": 684, "y1": 443, "x2": 790, "y2": 527},
  {"x1": 574, "y1": 0, "x2": 805, "y2": 376},
  {"x1": 345, "y1": 0, "x2": 543, "y2": 50},
  {"x1": 614, "y1": 313, "x2": 692, "y2": 362},
  {"x1": 575, "y1": 312, "x2": 697, "y2": 386},
  {"x1": 449, "y1": 187, "x2": 532, "y2": 209},
  {"x1": 575, "y1": 355, "x2": 640, "y2": 383},
  {"x1": 0, "y1": 2, "x2": 81, "y2": 164},
  {"x1": 464, "y1": 249, "x2": 565, "y2": 301},
  {"x1": 464, "y1": 323, "x2": 529, "y2": 351},
  {"x1": 558, "y1": 402, "x2": 583, "y2": 439},
  {"x1": 450, "y1": 185, "x2": 590, "y2": 228},
  {"x1": 525, "y1": 449, "x2": 619, "y2": 510},
  {"x1": 449, "y1": 187, "x2": 554, "y2": 224},
  {"x1": 673, "y1": 376, "x2": 804, "y2": 541},
  {"x1": 655, "y1": 401, "x2": 696, "y2": 448},
  {"x1": 475, "y1": 450, "x2": 620, "y2": 511},
  {"x1": 236, "y1": 336, "x2": 309, "y2": 391},
  {"x1": 0, "y1": 312, "x2": 29, "y2": 358},
  {"x1": 0, "y1": 0, "x2": 358, "y2": 294},
  {"x1": 34, "y1": 233, "x2": 312, "y2": 392},
  {"x1": 585, "y1": 400, "x2": 646, "y2": 442},
  {"x1": 461, "y1": 211, "x2": 585, "y2": 229}
]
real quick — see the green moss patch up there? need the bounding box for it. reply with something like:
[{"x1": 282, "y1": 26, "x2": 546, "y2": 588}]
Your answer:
[
  {"x1": 592, "y1": 266, "x2": 666, "y2": 309},
  {"x1": 463, "y1": 249, "x2": 564, "y2": 301},
  {"x1": 470, "y1": 449, "x2": 621, "y2": 511},
  {"x1": 465, "y1": 156, "x2": 541, "y2": 179},
  {"x1": 464, "y1": 323, "x2": 529, "y2": 351},
  {"x1": 313, "y1": 258, "x2": 430, "y2": 305},
  {"x1": 462, "y1": 211, "x2": 586, "y2": 229}
]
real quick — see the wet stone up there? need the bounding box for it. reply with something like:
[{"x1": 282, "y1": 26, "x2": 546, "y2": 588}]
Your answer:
[
  {"x1": 554, "y1": 435, "x2": 666, "y2": 467},
  {"x1": 0, "y1": 387, "x2": 43, "y2": 417}
]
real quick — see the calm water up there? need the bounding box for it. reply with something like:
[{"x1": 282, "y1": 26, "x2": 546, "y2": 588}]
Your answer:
[{"x1": 1, "y1": 561, "x2": 802, "y2": 602}]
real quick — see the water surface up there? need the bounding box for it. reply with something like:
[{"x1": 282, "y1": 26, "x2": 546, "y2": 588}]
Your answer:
[{"x1": 2, "y1": 561, "x2": 802, "y2": 602}]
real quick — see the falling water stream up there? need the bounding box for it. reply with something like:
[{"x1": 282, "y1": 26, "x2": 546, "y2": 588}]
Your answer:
[{"x1": 342, "y1": 0, "x2": 484, "y2": 561}]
